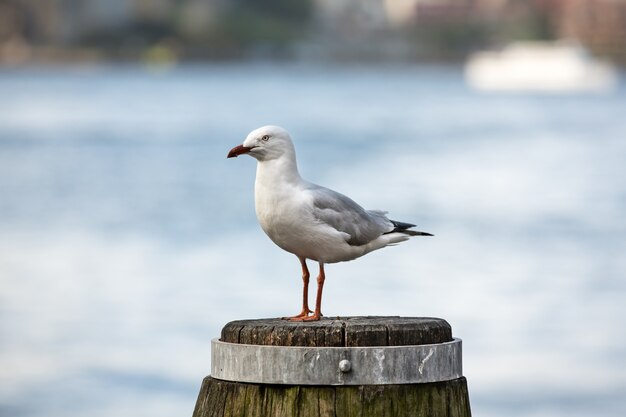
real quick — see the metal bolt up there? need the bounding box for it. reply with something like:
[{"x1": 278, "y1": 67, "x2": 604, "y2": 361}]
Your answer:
[{"x1": 338, "y1": 359, "x2": 351, "y2": 373}]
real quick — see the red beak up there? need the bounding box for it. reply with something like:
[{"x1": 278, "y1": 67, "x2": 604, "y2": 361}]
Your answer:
[{"x1": 227, "y1": 144, "x2": 253, "y2": 158}]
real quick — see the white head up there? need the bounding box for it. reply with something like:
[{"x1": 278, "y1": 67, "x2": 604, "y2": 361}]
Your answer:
[{"x1": 227, "y1": 125, "x2": 295, "y2": 162}]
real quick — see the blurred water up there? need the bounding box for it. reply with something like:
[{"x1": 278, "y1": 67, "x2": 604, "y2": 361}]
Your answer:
[{"x1": 1, "y1": 64, "x2": 625, "y2": 417}]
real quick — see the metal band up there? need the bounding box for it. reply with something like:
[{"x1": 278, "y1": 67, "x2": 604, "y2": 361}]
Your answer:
[{"x1": 211, "y1": 338, "x2": 462, "y2": 385}]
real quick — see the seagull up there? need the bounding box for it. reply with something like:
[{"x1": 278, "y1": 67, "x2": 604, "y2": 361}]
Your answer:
[{"x1": 227, "y1": 126, "x2": 432, "y2": 321}]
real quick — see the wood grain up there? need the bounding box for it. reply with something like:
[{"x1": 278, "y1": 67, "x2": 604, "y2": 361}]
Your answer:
[
  {"x1": 221, "y1": 316, "x2": 452, "y2": 347},
  {"x1": 193, "y1": 377, "x2": 472, "y2": 417}
]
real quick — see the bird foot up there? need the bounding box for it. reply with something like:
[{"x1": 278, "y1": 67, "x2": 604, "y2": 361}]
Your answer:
[
  {"x1": 282, "y1": 309, "x2": 313, "y2": 320},
  {"x1": 287, "y1": 312, "x2": 323, "y2": 322},
  {"x1": 300, "y1": 313, "x2": 322, "y2": 321}
]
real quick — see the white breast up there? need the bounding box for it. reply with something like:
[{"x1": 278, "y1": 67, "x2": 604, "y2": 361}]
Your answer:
[{"x1": 255, "y1": 176, "x2": 354, "y2": 262}]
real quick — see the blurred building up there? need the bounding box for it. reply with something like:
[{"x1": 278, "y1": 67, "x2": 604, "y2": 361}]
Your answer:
[{"x1": 556, "y1": 0, "x2": 626, "y2": 60}]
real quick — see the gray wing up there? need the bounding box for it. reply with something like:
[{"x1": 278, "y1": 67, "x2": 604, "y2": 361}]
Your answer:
[{"x1": 307, "y1": 184, "x2": 393, "y2": 246}]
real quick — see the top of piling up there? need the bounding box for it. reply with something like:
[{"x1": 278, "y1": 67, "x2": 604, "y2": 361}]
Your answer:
[{"x1": 220, "y1": 316, "x2": 452, "y2": 347}]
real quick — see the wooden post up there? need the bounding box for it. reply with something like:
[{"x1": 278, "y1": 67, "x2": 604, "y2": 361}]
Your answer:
[{"x1": 193, "y1": 317, "x2": 471, "y2": 417}]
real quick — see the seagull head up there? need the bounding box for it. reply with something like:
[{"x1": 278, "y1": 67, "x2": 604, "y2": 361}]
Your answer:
[{"x1": 227, "y1": 125, "x2": 295, "y2": 162}]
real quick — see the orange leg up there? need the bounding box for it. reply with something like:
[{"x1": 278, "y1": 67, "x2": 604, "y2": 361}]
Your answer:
[
  {"x1": 283, "y1": 257, "x2": 313, "y2": 320},
  {"x1": 300, "y1": 262, "x2": 325, "y2": 322}
]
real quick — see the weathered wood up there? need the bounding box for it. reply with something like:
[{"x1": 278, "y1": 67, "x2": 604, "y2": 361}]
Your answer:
[
  {"x1": 193, "y1": 376, "x2": 471, "y2": 417},
  {"x1": 194, "y1": 317, "x2": 470, "y2": 417},
  {"x1": 221, "y1": 316, "x2": 452, "y2": 347}
]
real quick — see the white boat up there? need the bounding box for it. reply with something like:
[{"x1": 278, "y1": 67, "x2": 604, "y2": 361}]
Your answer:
[{"x1": 464, "y1": 41, "x2": 618, "y2": 93}]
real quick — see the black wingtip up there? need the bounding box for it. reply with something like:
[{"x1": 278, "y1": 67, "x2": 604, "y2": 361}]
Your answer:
[
  {"x1": 387, "y1": 219, "x2": 433, "y2": 237},
  {"x1": 419, "y1": 231, "x2": 434, "y2": 236},
  {"x1": 390, "y1": 220, "x2": 416, "y2": 230},
  {"x1": 403, "y1": 230, "x2": 434, "y2": 237}
]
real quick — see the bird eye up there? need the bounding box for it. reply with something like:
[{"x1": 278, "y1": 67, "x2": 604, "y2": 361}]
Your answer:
[{"x1": 261, "y1": 135, "x2": 270, "y2": 142}]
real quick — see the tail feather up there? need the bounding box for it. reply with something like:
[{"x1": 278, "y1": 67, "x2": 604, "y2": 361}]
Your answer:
[{"x1": 386, "y1": 219, "x2": 434, "y2": 237}]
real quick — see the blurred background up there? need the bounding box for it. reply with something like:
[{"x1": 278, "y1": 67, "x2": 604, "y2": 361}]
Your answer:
[
  {"x1": 1, "y1": 1, "x2": 625, "y2": 416},
  {"x1": 1, "y1": 0, "x2": 626, "y2": 65}
]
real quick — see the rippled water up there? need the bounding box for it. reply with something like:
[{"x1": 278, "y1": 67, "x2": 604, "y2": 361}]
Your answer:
[{"x1": 1, "y1": 64, "x2": 625, "y2": 417}]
